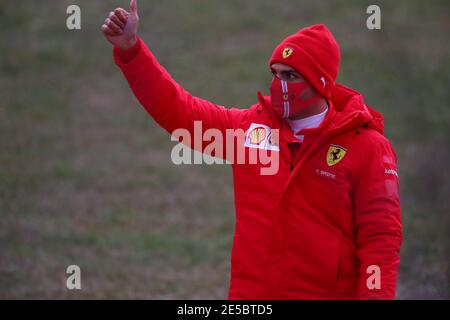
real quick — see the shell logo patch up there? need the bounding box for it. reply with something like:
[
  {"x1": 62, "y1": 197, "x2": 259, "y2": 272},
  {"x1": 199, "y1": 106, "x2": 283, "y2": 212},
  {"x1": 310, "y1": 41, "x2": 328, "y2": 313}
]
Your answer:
[
  {"x1": 282, "y1": 47, "x2": 294, "y2": 59},
  {"x1": 326, "y1": 144, "x2": 347, "y2": 166},
  {"x1": 249, "y1": 127, "x2": 266, "y2": 145},
  {"x1": 244, "y1": 123, "x2": 280, "y2": 151}
]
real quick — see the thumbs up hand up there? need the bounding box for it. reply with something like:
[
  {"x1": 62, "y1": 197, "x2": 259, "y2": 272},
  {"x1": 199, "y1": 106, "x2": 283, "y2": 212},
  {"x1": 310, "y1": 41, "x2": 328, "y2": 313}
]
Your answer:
[{"x1": 101, "y1": 0, "x2": 139, "y2": 50}]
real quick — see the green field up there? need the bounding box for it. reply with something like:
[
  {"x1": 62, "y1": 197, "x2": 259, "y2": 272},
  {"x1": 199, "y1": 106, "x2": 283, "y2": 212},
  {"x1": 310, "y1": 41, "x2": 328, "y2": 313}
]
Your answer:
[{"x1": 0, "y1": 0, "x2": 448, "y2": 298}]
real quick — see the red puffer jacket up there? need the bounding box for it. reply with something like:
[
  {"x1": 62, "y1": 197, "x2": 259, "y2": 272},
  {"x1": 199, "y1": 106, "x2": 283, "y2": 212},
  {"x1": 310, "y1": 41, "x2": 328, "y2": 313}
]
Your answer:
[{"x1": 113, "y1": 38, "x2": 402, "y2": 300}]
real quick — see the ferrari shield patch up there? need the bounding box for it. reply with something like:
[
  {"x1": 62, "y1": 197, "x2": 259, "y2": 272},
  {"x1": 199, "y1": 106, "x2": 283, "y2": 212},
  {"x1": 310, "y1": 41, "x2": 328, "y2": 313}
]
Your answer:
[
  {"x1": 326, "y1": 144, "x2": 347, "y2": 166},
  {"x1": 282, "y1": 47, "x2": 294, "y2": 58}
]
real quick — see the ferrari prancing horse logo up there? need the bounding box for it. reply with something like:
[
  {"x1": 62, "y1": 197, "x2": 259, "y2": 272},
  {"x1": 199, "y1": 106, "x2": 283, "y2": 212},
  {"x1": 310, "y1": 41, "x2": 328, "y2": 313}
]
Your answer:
[
  {"x1": 326, "y1": 144, "x2": 347, "y2": 166},
  {"x1": 282, "y1": 47, "x2": 294, "y2": 58}
]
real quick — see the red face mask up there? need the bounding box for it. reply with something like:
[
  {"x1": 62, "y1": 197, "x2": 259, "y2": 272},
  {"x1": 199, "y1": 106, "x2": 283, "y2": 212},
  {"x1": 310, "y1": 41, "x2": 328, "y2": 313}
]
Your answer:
[{"x1": 269, "y1": 77, "x2": 321, "y2": 118}]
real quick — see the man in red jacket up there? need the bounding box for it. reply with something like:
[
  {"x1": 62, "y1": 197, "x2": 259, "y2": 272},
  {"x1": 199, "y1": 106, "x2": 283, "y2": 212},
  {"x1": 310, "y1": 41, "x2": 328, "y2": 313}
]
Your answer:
[{"x1": 102, "y1": 0, "x2": 402, "y2": 299}]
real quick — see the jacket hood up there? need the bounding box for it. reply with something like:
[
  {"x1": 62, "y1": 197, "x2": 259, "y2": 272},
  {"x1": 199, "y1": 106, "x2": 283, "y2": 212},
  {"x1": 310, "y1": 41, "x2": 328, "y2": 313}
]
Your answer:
[
  {"x1": 328, "y1": 83, "x2": 384, "y2": 136},
  {"x1": 257, "y1": 83, "x2": 385, "y2": 136}
]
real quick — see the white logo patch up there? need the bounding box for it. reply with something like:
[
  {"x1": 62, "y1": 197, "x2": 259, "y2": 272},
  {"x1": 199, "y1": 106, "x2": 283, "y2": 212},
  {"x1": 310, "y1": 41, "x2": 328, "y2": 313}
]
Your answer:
[
  {"x1": 244, "y1": 123, "x2": 280, "y2": 151},
  {"x1": 385, "y1": 168, "x2": 398, "y2": 177}
]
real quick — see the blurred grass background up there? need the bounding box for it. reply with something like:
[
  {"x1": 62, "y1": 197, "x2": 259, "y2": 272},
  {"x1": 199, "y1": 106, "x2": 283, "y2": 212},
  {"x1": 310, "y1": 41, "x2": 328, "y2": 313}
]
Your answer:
[{"x1": 0, "y1": 0, "x2": 448, "y2": 299}]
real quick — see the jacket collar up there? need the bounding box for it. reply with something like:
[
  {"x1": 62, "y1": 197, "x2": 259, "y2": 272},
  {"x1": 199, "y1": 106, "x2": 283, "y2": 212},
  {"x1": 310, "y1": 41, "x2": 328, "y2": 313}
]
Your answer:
[{"x1": 256, "y1": 83, "x2": 385, "y2": 140}]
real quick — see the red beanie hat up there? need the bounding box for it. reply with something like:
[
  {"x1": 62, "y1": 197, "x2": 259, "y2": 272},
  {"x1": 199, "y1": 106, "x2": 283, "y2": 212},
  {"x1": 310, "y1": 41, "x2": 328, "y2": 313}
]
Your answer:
[{"x1": 269, "y1": 24, "x2": 340, "y2": 98}]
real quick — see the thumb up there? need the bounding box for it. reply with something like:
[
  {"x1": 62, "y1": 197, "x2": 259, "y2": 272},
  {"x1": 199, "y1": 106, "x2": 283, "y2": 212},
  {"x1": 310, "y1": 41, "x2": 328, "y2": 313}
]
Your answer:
[{"x1": 129, "y1": 0, "x2": 138, "y2": 14}]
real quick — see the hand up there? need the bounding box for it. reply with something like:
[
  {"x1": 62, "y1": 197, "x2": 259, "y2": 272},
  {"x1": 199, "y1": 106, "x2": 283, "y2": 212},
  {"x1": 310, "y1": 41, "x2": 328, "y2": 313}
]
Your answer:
[{"x1": 101, "y1": 0, "x2": 139, "y2": 50}]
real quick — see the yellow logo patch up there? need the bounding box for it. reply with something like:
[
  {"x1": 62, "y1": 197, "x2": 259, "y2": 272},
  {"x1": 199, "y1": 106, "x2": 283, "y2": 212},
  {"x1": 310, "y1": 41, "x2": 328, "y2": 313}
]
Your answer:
[
  {"x1": 326, "y1": 144, "x2": 347, "y2": 166},
  {"x1": 282, "y1": 47, "x2": 294, "y2": 58}
]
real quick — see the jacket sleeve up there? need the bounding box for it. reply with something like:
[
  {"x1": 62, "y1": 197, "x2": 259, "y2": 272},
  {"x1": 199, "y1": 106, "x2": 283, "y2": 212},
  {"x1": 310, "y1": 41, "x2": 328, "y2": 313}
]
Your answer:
[
  {"x1": 353, "y1": 135, "x2": 402, "y2": 299},
  {"x1": 113, "y1": 37, "x2": 245, "y2": 153}
]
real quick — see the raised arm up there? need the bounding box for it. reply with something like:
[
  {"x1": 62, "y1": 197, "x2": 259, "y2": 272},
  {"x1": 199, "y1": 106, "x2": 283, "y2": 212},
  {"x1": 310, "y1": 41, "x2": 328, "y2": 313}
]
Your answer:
[{"x1": 101, "y1": 0, "x2": 245, "y2": 141}]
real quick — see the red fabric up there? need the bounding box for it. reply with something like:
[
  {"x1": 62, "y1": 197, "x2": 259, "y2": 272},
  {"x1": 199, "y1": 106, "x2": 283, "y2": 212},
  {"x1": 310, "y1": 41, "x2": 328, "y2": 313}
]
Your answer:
[
  {"x1": 269, "y1": 24, "x2": 340, "y2": 98},
  {"x1": 114, "y1": 37, "x2": 402, "y2": 300},
  {"x1": 115, "y1": 38, "x2": 141, "y2": 63}
]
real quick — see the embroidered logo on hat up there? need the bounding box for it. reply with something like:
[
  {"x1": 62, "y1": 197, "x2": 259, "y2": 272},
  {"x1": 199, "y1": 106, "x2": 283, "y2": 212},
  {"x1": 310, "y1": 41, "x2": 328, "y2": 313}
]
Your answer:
[{"x1": 282, "y1": 47, "x2": 294, "y2": 58}]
